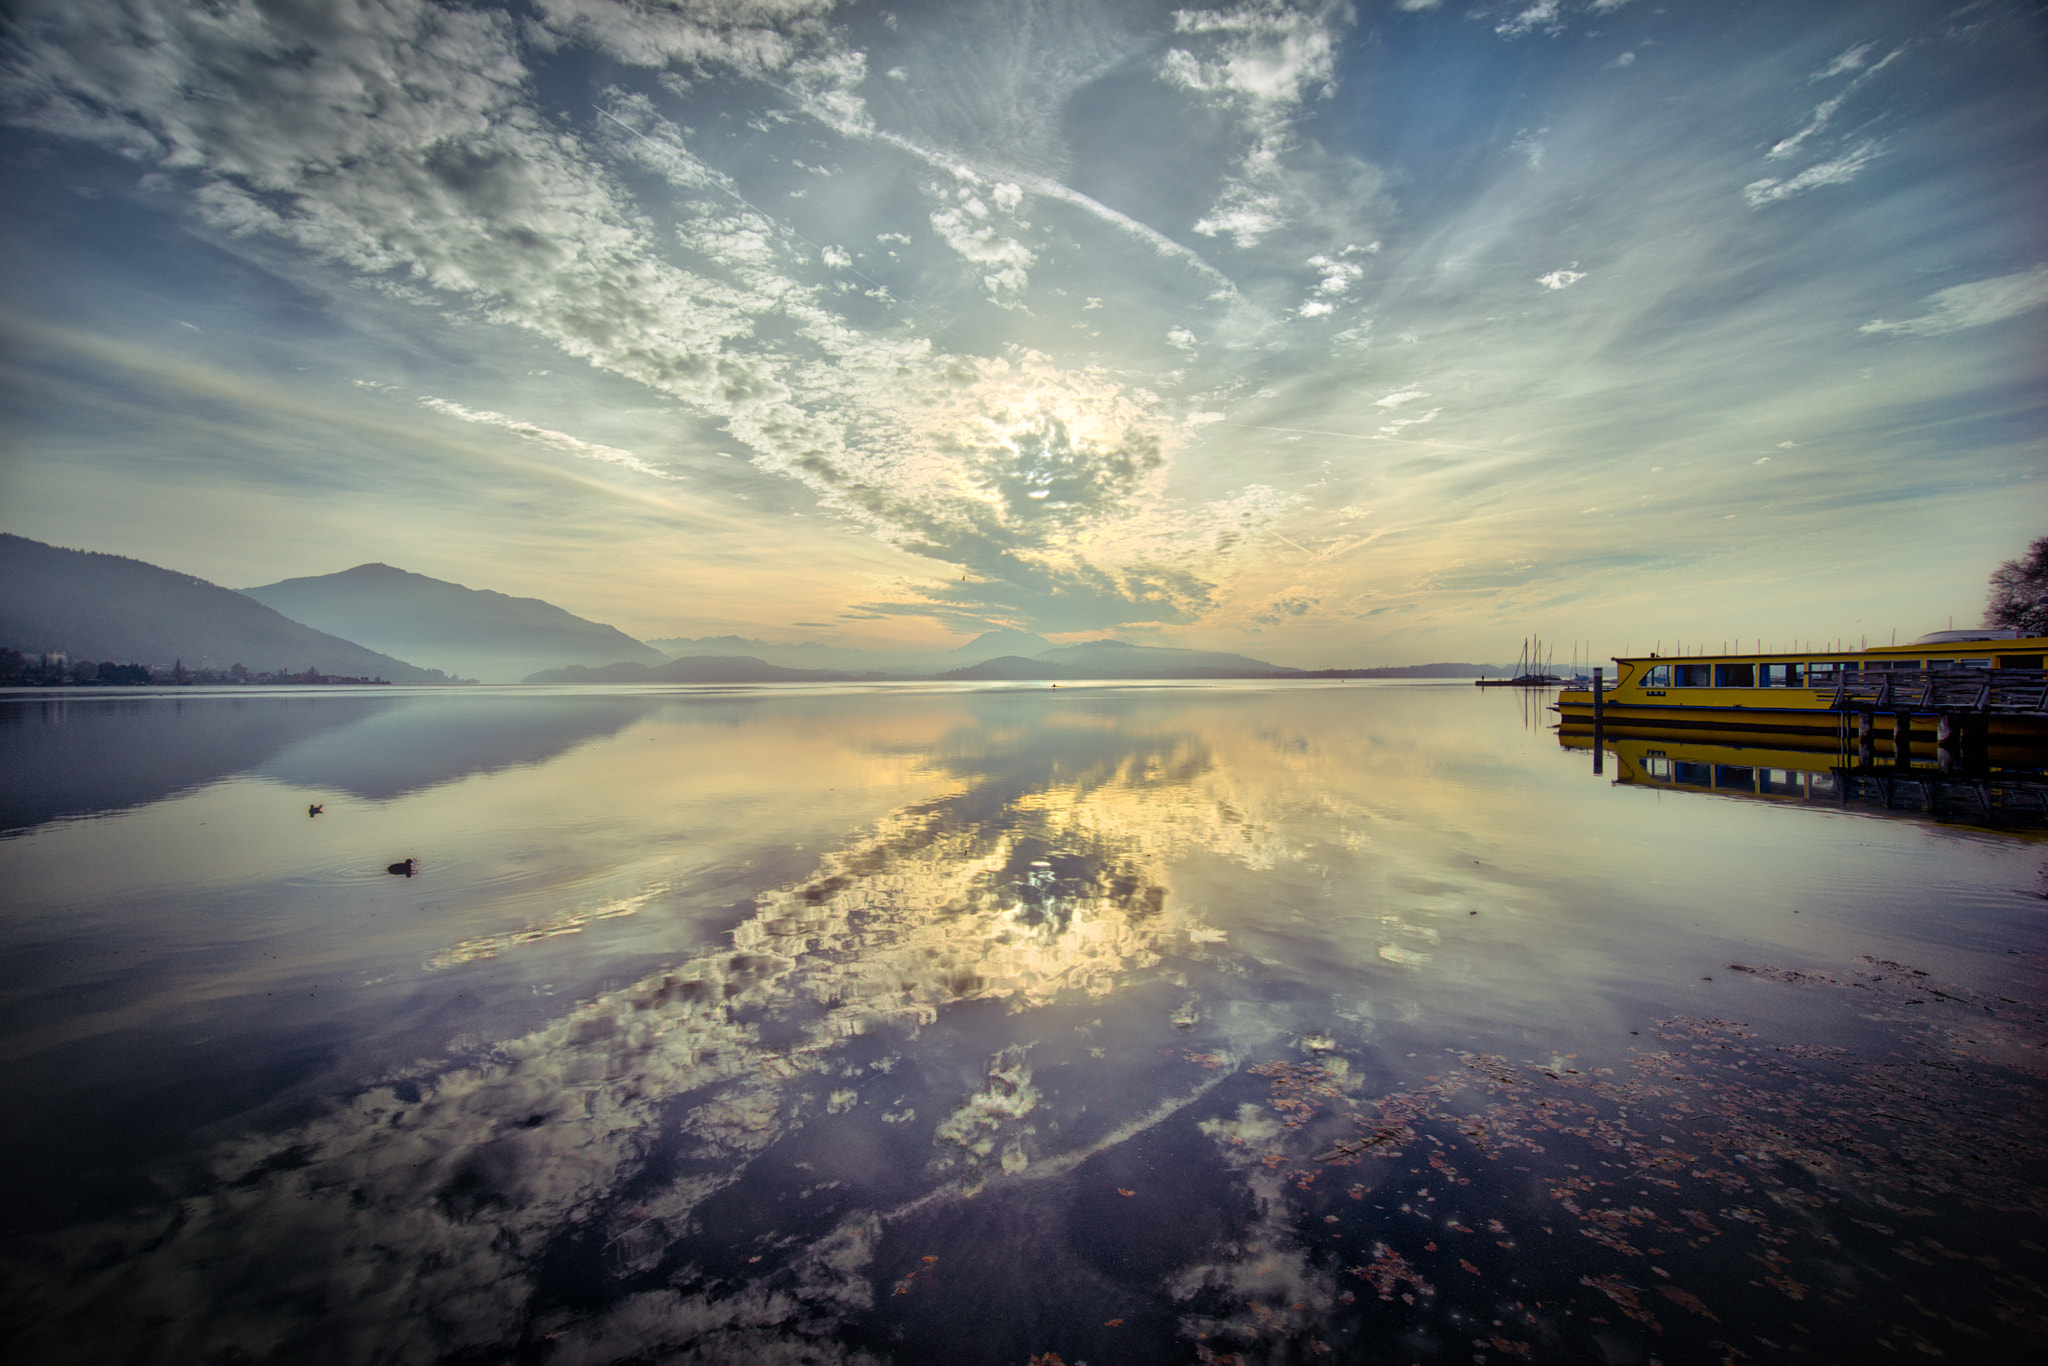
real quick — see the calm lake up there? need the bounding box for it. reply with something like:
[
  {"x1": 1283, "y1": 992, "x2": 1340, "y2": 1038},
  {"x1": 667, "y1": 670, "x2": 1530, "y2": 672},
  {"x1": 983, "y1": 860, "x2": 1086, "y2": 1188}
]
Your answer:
[{"x1": 1, "y1": 682, "x2": 2041, "y2": 1364}]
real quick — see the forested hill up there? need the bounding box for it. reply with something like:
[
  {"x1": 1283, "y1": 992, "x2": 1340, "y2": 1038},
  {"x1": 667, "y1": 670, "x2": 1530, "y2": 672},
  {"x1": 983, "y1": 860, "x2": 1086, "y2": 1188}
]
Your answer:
[
  {"x1": 243, "y1": 563, "x2": 665, "y2": 684},
  {"x1": 0, "y1": 534, "x2": 450, "y2": 683}
]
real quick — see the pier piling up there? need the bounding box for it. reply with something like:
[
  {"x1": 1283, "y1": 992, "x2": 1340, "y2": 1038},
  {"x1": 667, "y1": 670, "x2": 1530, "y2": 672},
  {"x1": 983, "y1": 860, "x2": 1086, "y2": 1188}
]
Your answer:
[{"x1": 1592, "y1": 668, "x2": 1603, "y2": 775}]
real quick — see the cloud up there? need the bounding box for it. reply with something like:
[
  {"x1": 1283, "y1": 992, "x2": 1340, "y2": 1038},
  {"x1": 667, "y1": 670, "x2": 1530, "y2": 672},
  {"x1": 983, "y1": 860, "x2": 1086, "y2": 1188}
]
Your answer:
[
  {"x1": 1252, "y1": 592, "x2": 1317, "y2": 625},
  {"x1": 1815, "y1": 43, "x2": 1875, "y2": 81},
  {"x1": 1378, "y1": 407, "x2": 1439, "y2": 436},
  {"x1": 1308, "y1": 253, "x2": 1365, "y2": 295},
  {"x1": 1495, "y1": 1, "x2": 1564, "y2": 39},
  {"x1": 1765, "y1": 91, "x2": 1848, "y2": 161},
  {"x1": 1859, "y1": 266, "x2": 2048, "y2": 338},
  {"x1": 1742, "y1": 140, "x2": 1880, "y2": 206},
  {"x1": 532, "y1": 0, "x2": 841, "y2": 77},
  {"x1": 5, "y1": 0, "x2": 1263, "y2": 629},
  {"x1": 417, "y1": 398, "x2": 677, "y2": 480},
  {"x1": 1163, "y1": 1, "x2": 1352, "y2": 248},
  {"x1": 1767, "y1": 47, "x2": 1899, "y2": 161},
  {"x1": 5, "y1": 0, "x2": 2041, "y2": 654},
  {"x1": 928, "y1": 191, "x2": 1037, "y2": 307}
]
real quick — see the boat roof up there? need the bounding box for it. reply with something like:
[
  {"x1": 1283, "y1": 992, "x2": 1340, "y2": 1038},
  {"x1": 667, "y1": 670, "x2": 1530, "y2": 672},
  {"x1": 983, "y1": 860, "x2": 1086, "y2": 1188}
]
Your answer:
[{"x1": 1611, "y1": 634, "x2": 2048, "y2": 664}]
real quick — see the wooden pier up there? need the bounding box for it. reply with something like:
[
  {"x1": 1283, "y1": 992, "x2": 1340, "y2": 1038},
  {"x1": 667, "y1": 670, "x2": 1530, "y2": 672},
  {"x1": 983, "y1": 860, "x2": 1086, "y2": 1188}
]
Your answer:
[
  {"x1": 1828, "y1": 667, "x2": 2048, "y2": 757},
  {"x1": 1827, "y1": 667, "x2": 2048, "y2": 717}
]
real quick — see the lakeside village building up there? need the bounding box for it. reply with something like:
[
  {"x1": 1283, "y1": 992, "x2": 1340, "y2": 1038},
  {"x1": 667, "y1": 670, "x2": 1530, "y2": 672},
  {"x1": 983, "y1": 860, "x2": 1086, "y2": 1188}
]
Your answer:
[{"x1": 0, "y1": 650, "x2": 390, "y2": 687}]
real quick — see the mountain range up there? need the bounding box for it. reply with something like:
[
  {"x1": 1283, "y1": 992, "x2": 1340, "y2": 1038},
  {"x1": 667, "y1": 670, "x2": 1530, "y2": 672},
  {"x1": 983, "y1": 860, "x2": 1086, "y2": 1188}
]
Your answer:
[
  {"x1": 3, "y1": 534, "x2": 1502, "y2": 685},
  {"x1": 242, "y1": 563, "x2": 666, "y2": 684},
  {"x1": 643, "y1": 629, "x2": 1056, "y2": 675},
  {"x1": 0, "y1": 534, "x2": 452, "y2": 684},
  {"x1": 530, "y1": 640, "x2": 1317, "y2": 684}
]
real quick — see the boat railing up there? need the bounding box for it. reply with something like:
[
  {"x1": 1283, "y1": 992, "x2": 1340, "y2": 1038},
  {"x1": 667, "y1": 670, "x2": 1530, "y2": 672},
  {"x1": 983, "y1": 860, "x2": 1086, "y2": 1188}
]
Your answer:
[{"x1": 1827, "y1": 667, "x2": 2048, "y2": 716}]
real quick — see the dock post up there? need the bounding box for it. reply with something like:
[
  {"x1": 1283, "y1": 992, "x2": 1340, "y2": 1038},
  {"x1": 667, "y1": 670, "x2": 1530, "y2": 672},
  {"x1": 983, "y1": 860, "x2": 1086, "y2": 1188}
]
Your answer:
[
  {"x1": 1591, "y1": 668, "x2": 1603, "y2": 775},
  {"x1": 1892, "y1": 712, "x2": 1911, "y2": 766}
]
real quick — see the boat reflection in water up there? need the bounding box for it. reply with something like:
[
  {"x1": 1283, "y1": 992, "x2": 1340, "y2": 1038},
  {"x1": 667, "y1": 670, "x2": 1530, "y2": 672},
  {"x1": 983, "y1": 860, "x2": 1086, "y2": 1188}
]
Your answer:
[{"x1": 1560, "y1": 727, "x2": 2048, "y2": 832}]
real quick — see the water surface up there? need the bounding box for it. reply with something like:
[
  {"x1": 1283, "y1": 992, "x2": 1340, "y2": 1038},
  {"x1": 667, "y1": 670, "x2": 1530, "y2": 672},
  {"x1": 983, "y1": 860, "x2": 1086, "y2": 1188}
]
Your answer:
[{"x1": 1, "y1": 682, "x2": 2041, "y2": 1363}]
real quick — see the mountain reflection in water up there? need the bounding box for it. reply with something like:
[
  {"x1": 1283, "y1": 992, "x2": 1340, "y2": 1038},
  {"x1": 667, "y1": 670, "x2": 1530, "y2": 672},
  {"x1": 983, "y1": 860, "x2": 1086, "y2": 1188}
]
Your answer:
[{"x1": 0, "y1": 683, "x2": 2042, "y2": 1364}]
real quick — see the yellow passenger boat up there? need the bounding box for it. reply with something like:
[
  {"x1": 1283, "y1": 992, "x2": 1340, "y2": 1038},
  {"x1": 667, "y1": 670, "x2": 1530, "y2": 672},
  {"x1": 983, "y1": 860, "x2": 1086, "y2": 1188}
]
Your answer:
[{"x1": 1554, "y1": 630, "x2": 2048, "y2": 752}]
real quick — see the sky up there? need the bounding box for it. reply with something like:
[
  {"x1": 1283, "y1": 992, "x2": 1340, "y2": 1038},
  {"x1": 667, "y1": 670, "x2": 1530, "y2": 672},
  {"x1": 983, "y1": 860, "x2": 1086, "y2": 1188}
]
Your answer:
[{"x1": 1, "y1": 0, "x2": 2043, "y2": 667}]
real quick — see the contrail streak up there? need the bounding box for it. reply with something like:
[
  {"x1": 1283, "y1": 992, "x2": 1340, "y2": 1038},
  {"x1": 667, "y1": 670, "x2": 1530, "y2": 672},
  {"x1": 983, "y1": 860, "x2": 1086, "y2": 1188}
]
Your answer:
[{"x1": 1219, "y1": 421, "x2": 1533, "y2": 460}]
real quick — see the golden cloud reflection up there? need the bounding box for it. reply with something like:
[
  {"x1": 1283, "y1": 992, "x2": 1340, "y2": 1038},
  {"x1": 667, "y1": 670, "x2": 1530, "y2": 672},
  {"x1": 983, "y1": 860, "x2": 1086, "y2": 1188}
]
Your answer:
[
  {"x1": 8, "y1": 692, "x2": 1357, "y2": 1363},
  {"x1": 426, "y1": 887, "x2": 667, "y2": 971}
]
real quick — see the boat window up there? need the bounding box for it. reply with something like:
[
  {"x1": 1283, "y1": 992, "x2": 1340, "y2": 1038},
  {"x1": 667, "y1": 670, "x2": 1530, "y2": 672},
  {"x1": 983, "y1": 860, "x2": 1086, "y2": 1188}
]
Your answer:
[
  {"x1": 1958, "y1": 657, "x2": 1993, "y2": 669},
  {"x1": 1672, "y1": 663, "x2": 1712, "y2": 687},
  {"x1": 1759, "y1": 769, "x2": 1797, "y2": 793},
  {"x1": 1642, "y1": 755, "x2": 1671, "y2": 780},
  {"x1": 1871, "y1": 659, "x2": 1921, "y2": 670},
  {"x1": 1759, "y1": 663, "x2": 1802, "y2": 687},
  {"x1": 1924, "y1": 659, "x2": 1953, "y2": 669},
  {"x1": 1808, "y1": 661, "x2": 1844, "y2": 683},
  {"x1": 1672, "y1": 760, "x2": 1712, "y2": 785},
  {"x1": 1641, "y1": 663, "x2": 1671, "y2": 687},
  {"x1": 1809, "y1": 772, "x2": 1839, "y2": 797},
  {"x1": 1714, "y1": 663, "x2": 1755, "y2": 687},
  {"x1": 1715, "y1": 765, "x2": 1756, "y2": 790},
  {"x1": 1999, "y1": 654, "x2": 2044, "y2": 669}
]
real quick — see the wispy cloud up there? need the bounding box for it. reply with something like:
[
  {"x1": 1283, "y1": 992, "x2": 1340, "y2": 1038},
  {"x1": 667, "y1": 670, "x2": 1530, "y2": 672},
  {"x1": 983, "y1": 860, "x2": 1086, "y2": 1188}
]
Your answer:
[
  {"x1": 1767, "y1": 46, "x2": 1900, "y2": 161},
  {"x1": 1860, "y1": 266, "x2": 2048, "y2": 338},
  {"x1": 1743, "y1": 141, "x2": 1881, "y2": 206},
  {"x1": 417, "y1": 398, "x2": 676, "y2": 480}
]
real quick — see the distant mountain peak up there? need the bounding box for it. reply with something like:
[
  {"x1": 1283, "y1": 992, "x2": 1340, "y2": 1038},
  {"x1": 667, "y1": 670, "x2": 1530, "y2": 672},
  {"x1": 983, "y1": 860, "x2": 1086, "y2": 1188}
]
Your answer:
[{"x1": 241, "y1": 564, "x2": 663, "y2": 683}]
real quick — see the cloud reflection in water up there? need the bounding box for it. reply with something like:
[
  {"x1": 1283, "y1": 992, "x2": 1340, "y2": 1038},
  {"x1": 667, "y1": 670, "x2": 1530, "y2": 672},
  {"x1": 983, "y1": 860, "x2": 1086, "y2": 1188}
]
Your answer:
[{"x1": 1, "y1": 684, "x2": 2041, "y2": 1363}]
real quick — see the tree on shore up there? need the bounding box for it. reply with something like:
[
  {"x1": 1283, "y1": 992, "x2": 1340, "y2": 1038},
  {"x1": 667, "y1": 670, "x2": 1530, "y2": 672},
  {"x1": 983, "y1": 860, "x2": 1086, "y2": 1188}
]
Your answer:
[{"x1": 1987, "y1": 537, "x2": 2048, "y2": 635}]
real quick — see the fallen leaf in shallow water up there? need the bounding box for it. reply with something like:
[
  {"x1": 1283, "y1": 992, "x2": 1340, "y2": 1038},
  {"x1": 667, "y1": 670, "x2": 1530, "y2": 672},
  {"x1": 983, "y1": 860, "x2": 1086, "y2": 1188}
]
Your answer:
[
  {"x1": 1117, "y1": 1187, "x2": 1135, "y2": 1196},
  {"x1": 1104, "y1": 1318, "x2": 1124, "y2": 1327},
  {"x1": 1656, "y1": 1284, "x2": 1720, "y2": 1321}
]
